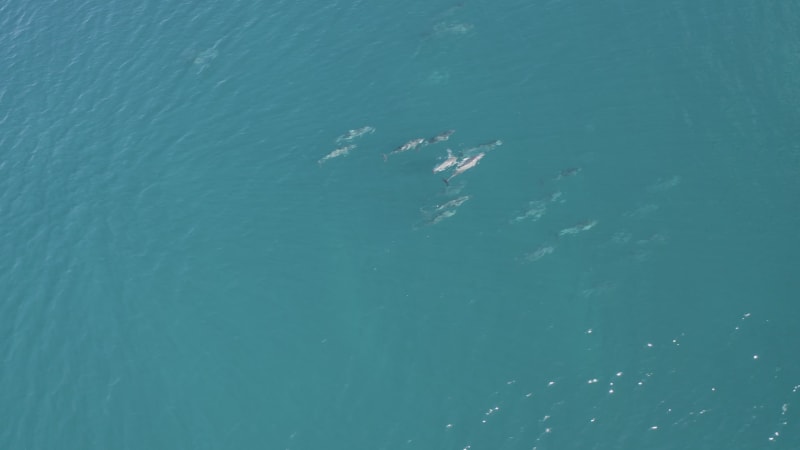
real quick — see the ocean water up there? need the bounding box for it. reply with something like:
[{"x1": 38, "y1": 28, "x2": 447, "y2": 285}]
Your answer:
[{"x1": 2, "y1": 0, "x2": 799, "y2": 448}]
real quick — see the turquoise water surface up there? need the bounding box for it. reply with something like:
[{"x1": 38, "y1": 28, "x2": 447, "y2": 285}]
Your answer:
[{"x1": 2, "y1": 0, "x2": 799, "y2": 448}]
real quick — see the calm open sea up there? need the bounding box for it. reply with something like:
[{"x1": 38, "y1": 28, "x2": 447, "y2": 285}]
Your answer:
[{"x1": 1, "y1": 0, "x2": 799, "y2": 448}]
